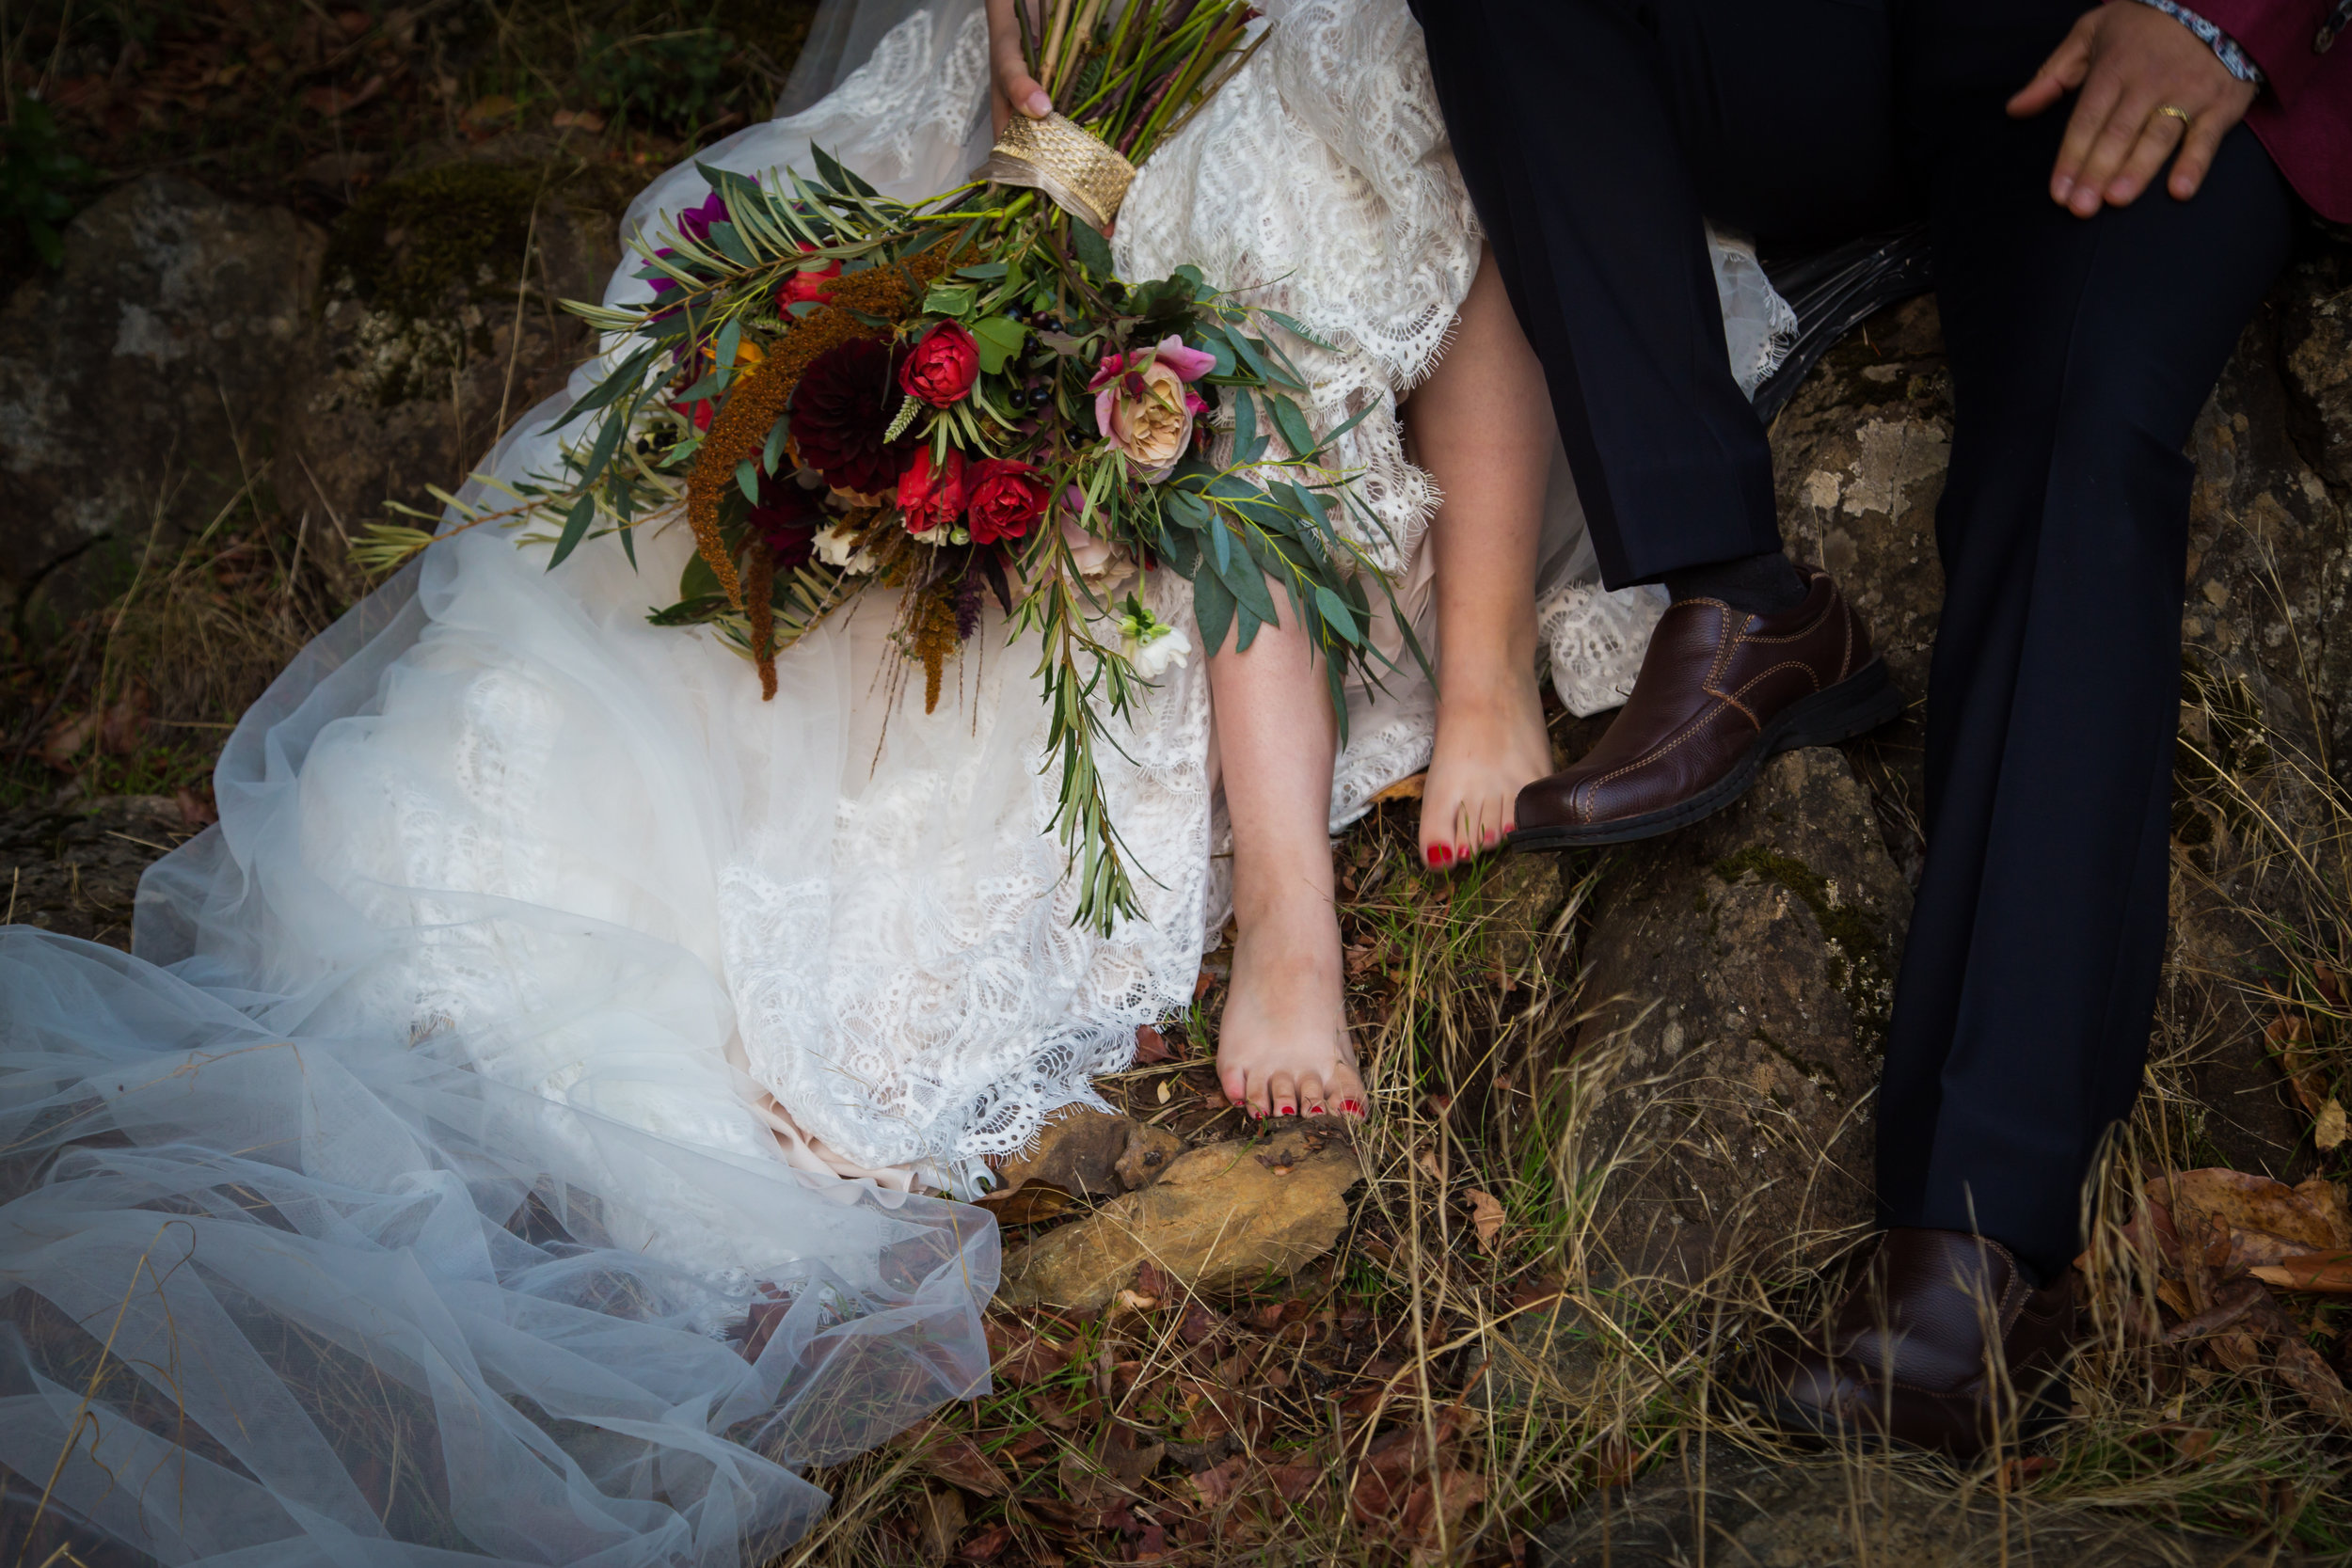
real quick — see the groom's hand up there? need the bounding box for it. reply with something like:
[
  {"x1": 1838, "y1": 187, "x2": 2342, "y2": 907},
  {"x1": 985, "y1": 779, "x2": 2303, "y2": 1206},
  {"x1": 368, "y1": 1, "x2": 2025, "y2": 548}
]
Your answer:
[
  {"x1": 988, "y1": 0, "x2": 1054, "y2": 137},
  {"x1": 2006, "y1": 2, "x2": 2259, "y2": 216}
]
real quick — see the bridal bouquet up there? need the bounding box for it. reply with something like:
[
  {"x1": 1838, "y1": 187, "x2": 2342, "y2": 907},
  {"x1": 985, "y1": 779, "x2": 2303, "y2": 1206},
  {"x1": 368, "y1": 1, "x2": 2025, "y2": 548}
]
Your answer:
[{"x1": 358, "y1": 1, "x2": 1408, "y2": 933}]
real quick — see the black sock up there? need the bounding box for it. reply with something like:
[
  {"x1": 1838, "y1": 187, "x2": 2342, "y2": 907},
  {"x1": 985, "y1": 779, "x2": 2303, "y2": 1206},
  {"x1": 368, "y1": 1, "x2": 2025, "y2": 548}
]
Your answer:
[{"x1": 1662, "y1": 551, "x2": 1809, "y2": 617}]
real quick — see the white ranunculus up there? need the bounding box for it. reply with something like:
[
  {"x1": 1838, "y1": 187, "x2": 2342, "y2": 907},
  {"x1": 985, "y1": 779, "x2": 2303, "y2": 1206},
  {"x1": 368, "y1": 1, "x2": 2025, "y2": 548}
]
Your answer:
[
  {"x1": 812, "y1": 521, "x2": 878, "y2": 574},
  {"x1": 1131, "y1": 622, "x2": 1192, "y2": 679}
]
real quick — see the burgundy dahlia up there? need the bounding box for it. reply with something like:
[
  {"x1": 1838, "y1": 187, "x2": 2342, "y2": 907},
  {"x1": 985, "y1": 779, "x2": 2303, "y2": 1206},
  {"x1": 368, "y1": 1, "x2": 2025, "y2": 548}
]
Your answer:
[
  {"x1": 790, "y1": 340, "x2": 914, "y2": 497},
  {"x1": 747, "y1": 470, "x2": 825, "y2": 570}
]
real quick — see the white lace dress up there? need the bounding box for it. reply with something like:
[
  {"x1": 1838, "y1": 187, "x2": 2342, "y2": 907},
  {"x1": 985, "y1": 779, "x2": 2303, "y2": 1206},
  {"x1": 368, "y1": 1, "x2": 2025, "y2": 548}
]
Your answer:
[
  {"x1": 539, "y1": 0, "x2": 1794, "y2": 1189},
  {"x1": 0, "y1": 6, "x2": 1789, "y2": 1561}
]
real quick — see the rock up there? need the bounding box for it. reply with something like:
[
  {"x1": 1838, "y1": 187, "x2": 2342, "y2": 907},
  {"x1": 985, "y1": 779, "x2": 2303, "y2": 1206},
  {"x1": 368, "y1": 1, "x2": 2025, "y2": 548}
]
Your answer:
[
  {"x1": 1536, "y1": 1449, "x2": 2307, "y2": 1567},
  {"x1": 274, "y1": 155, "x2": 643, "y2": 593},
  {"x1": 1574, "y1": 748, "x2": 1910, "y2": 1279},
  {"x1": 993, "y1": 1109, "x2": 1184, "y2": 1200},
  {"x1": 0, "y1": 795, "x2": 199, "y2": 950},
  {"x1": 998, "y1": 1134, "x2": 1361, "y2": 1311},
  {"x1": 0, "y1": 175, "x2": 324, "y2": 628}
]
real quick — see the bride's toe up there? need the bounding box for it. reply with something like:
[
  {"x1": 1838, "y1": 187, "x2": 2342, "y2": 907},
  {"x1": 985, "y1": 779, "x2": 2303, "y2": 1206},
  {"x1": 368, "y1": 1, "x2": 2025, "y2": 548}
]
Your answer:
[{"x1": 1267, "y1": 1070, "x2": 1300, "y2": 1118}]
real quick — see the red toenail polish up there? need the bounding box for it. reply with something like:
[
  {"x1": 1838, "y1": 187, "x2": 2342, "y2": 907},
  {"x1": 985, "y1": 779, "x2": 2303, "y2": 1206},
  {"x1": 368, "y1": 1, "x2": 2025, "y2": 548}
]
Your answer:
[
  {"x1": 1455, "y1": 842, "x2": 1470, "y2": 860},
  {"x1": 1484, "y1": 827, "x2": 1498, "y2": 845},
  {"x1": 1279, "y1": 1103, "x2": 1295, "y2": 1117},
  {"x1": 1309, "y1": 1103, "x2": 1326, "y2": 1116},
  {"x1": 1343, "y1": 1099, "x2": 1363, "y2": 1116},
  {"x1": 1427, "y1": 845, "x2": 1451, "y2": 867}
]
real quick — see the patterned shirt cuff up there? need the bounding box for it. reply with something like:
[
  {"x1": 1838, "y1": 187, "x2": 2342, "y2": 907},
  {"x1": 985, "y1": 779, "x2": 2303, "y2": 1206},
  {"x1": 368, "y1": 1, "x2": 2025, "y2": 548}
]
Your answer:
[{"x1": 2127, "y1": 0, "x2": 2268, "y2": 87}]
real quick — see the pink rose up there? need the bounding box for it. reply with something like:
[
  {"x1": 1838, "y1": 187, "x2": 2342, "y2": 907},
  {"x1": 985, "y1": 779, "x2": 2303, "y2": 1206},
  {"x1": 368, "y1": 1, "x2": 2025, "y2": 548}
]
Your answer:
[
  {"x1": 897, "y1": 447, "x2": 968, "y2": 535},
  {"x1": 898, "y1": 322, "x2": 980, "y2": 407},
  {"x1": 1089, "y1": 335, "x2": 1215, "y2": 482}
]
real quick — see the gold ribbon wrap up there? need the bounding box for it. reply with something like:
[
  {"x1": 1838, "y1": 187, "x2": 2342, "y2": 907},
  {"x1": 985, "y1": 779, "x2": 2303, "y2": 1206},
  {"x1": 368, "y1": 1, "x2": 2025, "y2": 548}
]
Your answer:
[{"x1": 980, "y1": 112, "x2": 1137, "y2": 232}]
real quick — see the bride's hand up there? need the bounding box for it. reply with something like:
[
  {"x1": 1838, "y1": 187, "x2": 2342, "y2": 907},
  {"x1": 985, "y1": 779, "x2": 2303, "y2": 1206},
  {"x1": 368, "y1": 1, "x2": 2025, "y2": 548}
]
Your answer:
[
  {"x1": 2005, "y1": 2, "x2": 2260, "y2": 217},
  {"x1": 988, "y1": 0, "x2": 1054, "y2": 137}
]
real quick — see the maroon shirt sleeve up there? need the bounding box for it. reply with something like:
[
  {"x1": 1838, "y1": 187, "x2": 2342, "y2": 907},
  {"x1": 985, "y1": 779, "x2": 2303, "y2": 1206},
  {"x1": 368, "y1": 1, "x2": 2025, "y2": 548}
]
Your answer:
[{"x1": 2185, "y1": 0, "x2": 2337, "y2": 103}]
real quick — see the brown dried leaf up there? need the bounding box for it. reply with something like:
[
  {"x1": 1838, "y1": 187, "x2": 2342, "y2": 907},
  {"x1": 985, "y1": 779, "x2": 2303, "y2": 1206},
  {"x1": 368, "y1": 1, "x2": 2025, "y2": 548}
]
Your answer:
[
  {"x1": 2249, "y1": 1251, "x2": 2352, "y2": 1293},
  {"x1": 976, "y1": 1180, "x2": 1078, "y2": 1226},
  {"x1": 1134, "y1": 1023, "x2": 1174, "y2": 1065},
  {"x1": 2318, "y1": 1100, "x2": 2348, "y2": 1152},
  {"x1": 913, "y1": 1485, "x2": 966, "y2": 1568},
  {"x1": 2265, "y1": 1013, "x2": 2329, "y2": 1117},
  {"x1": 903, "y1": 1422, "x2": 1011, "y2": 1497},
  {"x1": 953, "y1": 1522, "x2": 1014, "y2": 1562},
  {"x1": 1191, "y1": 1452, "x2": 1252, "y2": 1506},
  {"x1": 1371, "y1": 771, "x2": 1426, "y2": 803},
  {"x1": 2150, "y1": 1168, "x2": 2349, "y2": 1271},
  {"x1": 987, "y1": 1319, "x2": 1076, "y2": 1386},
  {"x1": 1465, "y1": 1189, "x2": 1505, "y2": 1254}
]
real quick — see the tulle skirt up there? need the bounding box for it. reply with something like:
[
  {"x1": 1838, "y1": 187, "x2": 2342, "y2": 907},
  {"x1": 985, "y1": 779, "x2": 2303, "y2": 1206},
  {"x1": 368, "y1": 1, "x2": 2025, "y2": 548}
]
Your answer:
[{"x1": 0, "y1": 2, "x2": 1797, "y2": 1560}]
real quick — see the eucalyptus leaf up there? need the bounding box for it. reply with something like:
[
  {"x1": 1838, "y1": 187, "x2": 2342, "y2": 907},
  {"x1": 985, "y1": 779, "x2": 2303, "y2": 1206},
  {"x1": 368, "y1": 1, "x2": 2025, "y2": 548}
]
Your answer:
[
  {"x1": 1266, "y1": 394, "x2": 1315, "y2": 461},
  {"x1": 549, "y1": 492, "x2": 598, "y2": 569},
  {"x1": 736, "y1": 459, "x2": 761, "y2": 504}
]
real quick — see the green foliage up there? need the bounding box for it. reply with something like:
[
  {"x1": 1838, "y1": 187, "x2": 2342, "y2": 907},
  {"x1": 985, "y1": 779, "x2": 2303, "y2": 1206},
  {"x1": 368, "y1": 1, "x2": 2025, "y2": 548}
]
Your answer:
[
  {"x1": 580, "y1": 27, "x2": 735, "y2": 135},
  {"x1": 1, "y1": 95, "x2": 97, "y2": 269}
]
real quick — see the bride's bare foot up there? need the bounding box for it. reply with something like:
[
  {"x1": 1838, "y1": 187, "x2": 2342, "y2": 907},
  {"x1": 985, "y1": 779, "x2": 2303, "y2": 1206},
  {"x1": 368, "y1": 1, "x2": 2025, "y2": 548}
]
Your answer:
[
  {"x1": 1216, "y1": 895, "x2": 1367, "y2": 1120},
  {"x1": 1420, "y1": 662, "x2": 1552, "y2": 867}
]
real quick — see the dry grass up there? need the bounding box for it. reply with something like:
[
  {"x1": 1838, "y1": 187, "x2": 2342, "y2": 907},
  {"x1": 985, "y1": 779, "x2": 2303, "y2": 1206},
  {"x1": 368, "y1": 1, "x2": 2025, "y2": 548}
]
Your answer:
[{"x1": 767, "y1": 685, "x2": 2351, "y2": 1566}]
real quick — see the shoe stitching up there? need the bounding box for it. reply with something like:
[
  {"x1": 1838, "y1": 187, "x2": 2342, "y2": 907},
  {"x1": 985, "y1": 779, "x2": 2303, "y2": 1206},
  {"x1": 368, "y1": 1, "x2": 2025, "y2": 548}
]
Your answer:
[
  {"x1": 1589, "y1": 705, "x2": 1741, "y2": 792},
  {"x1": 1708, "y1": 684, "x2": 1763, "y2": 730},
  {"x1": 1727, "y1": 662, "x2": 1827, "y2": 707}
]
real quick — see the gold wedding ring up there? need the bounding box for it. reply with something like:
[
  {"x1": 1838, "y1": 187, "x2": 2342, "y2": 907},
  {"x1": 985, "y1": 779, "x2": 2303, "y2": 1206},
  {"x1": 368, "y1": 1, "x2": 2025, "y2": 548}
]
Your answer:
[{"x1": 2155, "y1": 103, "x2": 2193, "y2": 127}]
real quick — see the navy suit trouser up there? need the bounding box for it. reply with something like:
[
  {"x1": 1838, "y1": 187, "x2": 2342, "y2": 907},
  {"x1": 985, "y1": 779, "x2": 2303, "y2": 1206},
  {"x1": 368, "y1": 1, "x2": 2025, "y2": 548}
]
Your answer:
[{"x1": 1411, "y1": 0, "x2": 2296, "y2": 1278}]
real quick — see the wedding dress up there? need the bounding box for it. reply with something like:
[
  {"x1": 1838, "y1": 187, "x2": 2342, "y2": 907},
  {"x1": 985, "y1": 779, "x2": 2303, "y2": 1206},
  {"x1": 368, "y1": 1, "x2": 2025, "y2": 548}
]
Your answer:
[{"x1": 0, "y1": 2, "x2": 1793, "y2": 1561}]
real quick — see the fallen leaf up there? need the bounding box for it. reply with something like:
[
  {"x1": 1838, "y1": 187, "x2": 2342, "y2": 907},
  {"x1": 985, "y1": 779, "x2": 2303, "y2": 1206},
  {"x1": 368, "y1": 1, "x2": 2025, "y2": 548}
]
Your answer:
[
  {"x1": 2250, "y1": 1251, "x2": 2352, "y2": 1293},
  {"x1": 550, "y1": 106, "x2": 607, "y2": 132},
  {"x1": 914, "y1": 1485, "x2": 965, "y2": 1568},
  {"x1": 1371, "y1": 771, "x2": 1426, "y2": 803},
  {"x1": 2161, "y1": 1277, "x2": 2265, "y2": 1343},
  {"x1": 174, "y1": 786, "x2": 218, "y2": 829},
  {"x1": 1113, "y1": 1288, "x2": 1159, "y2": 1314},
  {"x1": 2318, "y1": 1099, "x2": 2348, "y2": 1152},
  {"x1": 1134, "y1": 1023, "x2": 1174, "y2": 1064},
  {"x1": 1464, "y1": 1189, "x2": 1505, "y2": 1254},
  {"x1": 304, "y1": 72, "x2": 386, "y2": 116},
  {"x1": 40, "y1": 712, "x2": 97, "y2": 768},
  {"x1": 976, "y1": 1180, "x2": 1078, "y2": 1226},
  {"x1": 903, "y1": 1422, "x2": 1010, "y2": 1497},
  {"x1": 2149, "y1": 1168, "x2": 2350, "y2": 1271},
  {"x1": 2265, "y1": 1013, "x2": 2330, "y2": 1117},
  {"x1": 953, "y1": 1522, "x2": 1013, "y2": 1561},
  {"x1": 986, "y1": 1319, "x2": 1075, "y2": 1386},
  {"x1": 1191, "y1": 1452, "x2": 1252, "y2": 1506}
]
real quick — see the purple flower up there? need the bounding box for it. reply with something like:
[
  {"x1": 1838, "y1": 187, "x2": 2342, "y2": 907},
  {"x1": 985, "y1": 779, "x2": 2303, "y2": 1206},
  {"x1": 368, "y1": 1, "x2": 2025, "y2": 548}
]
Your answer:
[{"x1": 648, "y1": 187, "x2": 741, "y2": 308}]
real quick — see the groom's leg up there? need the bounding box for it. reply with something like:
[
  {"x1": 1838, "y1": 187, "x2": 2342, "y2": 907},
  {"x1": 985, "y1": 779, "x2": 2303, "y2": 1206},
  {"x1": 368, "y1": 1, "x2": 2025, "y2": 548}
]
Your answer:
[
  {"x1": 1876, "y1": 3, "x2": 2296, "y2": 1281},
  {"x1": 1408, "y1": 0, "x2": 1904, "y2": 586}
]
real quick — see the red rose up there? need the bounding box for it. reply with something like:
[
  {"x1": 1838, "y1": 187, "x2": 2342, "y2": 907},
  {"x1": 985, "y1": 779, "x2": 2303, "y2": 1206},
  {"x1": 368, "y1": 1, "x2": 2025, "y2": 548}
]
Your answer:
[
  {"x1": 897, "y1": 447, "x2": 968, "y2": 535},
  {"x1": 778, "y1": 244, "x2": 841, "y2": 307},
  {"x1": 965, "y1": 458, "x2": 1048, "y2": 546},
  {"x1": 898, "y1": 323, "x2": 979, "y2": 407}
]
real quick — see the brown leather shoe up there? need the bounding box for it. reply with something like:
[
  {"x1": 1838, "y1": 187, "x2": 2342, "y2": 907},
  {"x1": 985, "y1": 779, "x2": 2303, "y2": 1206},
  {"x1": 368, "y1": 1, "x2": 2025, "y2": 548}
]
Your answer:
[
  {"x1": 1510, "y1": 569, "x2": 1901, "y2": 850},
  {"x1": 1737, "y1": 1228, "x2": 2080, "y2": 1463}
]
